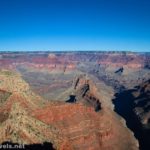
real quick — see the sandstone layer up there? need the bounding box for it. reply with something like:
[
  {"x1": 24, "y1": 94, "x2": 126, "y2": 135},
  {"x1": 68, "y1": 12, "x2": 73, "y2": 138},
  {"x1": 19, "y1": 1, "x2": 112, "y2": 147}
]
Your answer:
[
  {"x1": 0, "y1": 51, "x2": 149, "y2": 150},
  {"x1": 0, "y1": 69, "x2": 139, "y2": 150}
]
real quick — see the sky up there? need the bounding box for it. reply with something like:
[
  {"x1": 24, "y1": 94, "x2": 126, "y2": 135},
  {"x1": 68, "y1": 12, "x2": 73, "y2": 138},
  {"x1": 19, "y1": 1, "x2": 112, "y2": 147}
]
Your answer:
[{"x1": 0, "y1": 0, "x2": 150, "y2": 52}]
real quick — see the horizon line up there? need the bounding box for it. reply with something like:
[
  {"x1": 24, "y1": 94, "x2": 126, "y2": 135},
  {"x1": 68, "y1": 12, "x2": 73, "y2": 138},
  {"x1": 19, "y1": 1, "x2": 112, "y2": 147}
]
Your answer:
[{"x1": 0, "y1": 50, "x2": 149, "y2": 53}]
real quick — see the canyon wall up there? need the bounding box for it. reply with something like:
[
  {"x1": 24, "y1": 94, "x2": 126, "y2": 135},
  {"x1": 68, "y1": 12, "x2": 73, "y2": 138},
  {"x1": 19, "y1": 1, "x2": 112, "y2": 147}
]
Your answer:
[{"x1": 0, "y1": 69, "x2": 139, "y2": 150}]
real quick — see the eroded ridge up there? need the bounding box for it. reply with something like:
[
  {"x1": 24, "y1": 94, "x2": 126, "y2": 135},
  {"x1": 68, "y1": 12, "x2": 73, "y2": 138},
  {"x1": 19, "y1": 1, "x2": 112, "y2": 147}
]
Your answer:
[{"x1": 0, "y1": 69, "x2": 139, "y2": 150}]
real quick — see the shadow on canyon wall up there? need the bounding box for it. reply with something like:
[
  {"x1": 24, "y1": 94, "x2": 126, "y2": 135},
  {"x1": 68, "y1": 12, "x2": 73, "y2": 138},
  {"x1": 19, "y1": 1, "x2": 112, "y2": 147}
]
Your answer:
[
  {"x1": 66, "y1": 95, "x2": 77, "y2": 103},
  {"x1": 113, "y1": 90, "x2": 150, "y2": 150}
]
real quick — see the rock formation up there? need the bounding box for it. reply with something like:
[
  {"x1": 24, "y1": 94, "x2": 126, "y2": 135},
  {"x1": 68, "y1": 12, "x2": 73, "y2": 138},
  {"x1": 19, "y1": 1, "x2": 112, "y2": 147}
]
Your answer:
[
  {"x1": 0, "y1": 69, "x2": 139, "y2": 150},
  {"x1": 0, "y1": 51, "x2": 149, "y2": 149},
  {"x1": 132, "y1": 80, "x2": 150, "y2": 129}
]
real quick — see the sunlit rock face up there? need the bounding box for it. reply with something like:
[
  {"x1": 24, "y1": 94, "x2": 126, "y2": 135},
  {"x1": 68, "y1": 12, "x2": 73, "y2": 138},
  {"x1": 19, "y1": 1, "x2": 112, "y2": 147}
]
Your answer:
[
  {"x1": 0, "y1": 51, "x2": 149, "y2": 150},
  {"x1": 97, "y1": 53, "x2": 145, "y2": 69},
  {"x1": 33, "y1": 102, "x2": 139, "y2": 150},
  {"x1": 0, "y1": 52, "x2": 149, "y2": 90},
  {"x1": 0, "y1": 51, "x2": 149, "y2": 70},
  {"x1": 0, "y1": 68, "x2": 139, "y2": 150}
]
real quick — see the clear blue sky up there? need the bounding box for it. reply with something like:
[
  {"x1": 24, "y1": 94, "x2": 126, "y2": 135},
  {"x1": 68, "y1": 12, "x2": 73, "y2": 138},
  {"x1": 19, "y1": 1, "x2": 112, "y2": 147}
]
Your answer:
[{"x1": 0, "y1": 0, "x2": 150, "y2": 52}]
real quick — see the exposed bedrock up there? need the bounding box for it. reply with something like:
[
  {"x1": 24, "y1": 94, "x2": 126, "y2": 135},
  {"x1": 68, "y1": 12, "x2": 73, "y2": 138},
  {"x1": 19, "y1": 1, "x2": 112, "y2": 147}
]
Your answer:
[
  {"x1": 0, "y1": 70, "x2": 139, "y2": 150},
  {"x1": 132, "y1": 80, "x2": 150, "y2": 129},
  {"x1": 68, "y1": 74, "x2": 102, "y2": 111},
  {"x1": 1, "y1": 52, "x2": 149, "y2": 149},
  {"x1": 0, "y1": 51, "x2": 149, "y2": 71},
  {"x1": 113, "y1": 82, "x2": 150, "y2": 150}
]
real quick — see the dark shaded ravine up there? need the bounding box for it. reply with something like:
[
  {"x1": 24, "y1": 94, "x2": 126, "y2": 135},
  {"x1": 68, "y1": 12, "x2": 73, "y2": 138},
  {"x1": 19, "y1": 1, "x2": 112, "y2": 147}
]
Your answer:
[{"x1": 113, "y1": 89, "x2": 150, "y2": 150}]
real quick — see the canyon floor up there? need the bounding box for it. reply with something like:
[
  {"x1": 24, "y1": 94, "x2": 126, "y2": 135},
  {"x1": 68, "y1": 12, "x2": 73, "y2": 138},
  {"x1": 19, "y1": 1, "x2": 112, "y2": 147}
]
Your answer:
[{"x1": 0, "y1": 51, "x2": 149, "y2": 150}]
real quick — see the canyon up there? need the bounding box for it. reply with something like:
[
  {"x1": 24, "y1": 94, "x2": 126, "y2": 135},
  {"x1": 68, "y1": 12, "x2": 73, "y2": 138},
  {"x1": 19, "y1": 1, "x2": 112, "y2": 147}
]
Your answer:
[{"x1": 0, "y1": 51, "x2": 149, "y2": 150}]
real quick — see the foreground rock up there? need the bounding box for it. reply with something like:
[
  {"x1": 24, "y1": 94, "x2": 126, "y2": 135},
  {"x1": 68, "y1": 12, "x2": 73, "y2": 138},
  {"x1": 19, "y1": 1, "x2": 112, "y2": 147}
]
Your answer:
[{"x1": 0, "y1": 70, "x2": 139, "y2": 150}]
